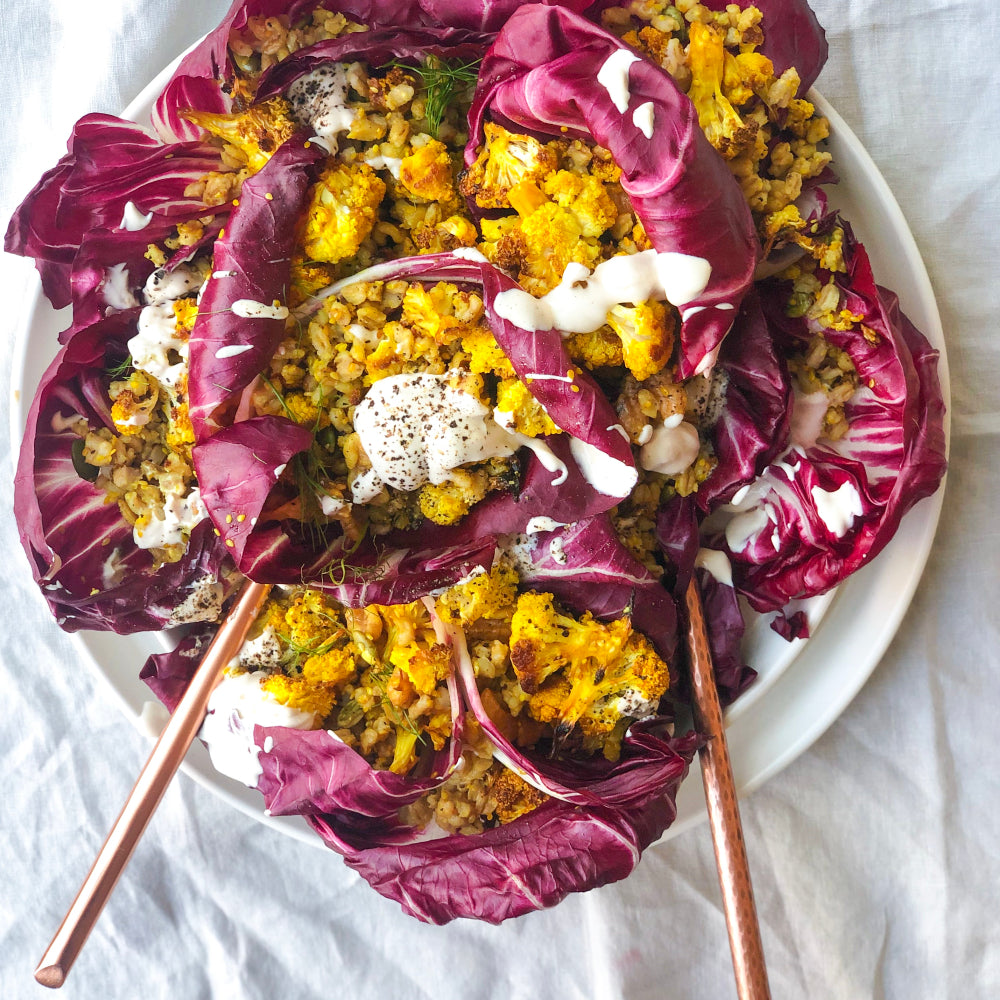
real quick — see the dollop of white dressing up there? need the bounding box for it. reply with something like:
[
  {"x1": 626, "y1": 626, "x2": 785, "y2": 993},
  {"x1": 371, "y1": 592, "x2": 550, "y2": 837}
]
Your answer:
[
  {"x1": 549, "y1": 536, "x2": 568, "y2": 565},
  {"x1": 568, "y1": 437, "x2": 638, "y2": 498},
  {"x1": 611, "y1": 687, "x2": 658, "y2": 720},
  {"x1": 352, "y1": 374, "x2": 516, "y2": 497},
  {"x1": 694, "y1": 547, "x2": 733, "y2": 587},
  {"x1": 238, "y1": 626, "x2": 283, "y2": 671},
  {"x1": 168, "y1": 575, "x2": 225, "y2": 625},
  {"x1": 725, "y1": 506, "x2": 772, "y2": 553},
  {"x1": 143, "y1": 264, "x2": 202, "y2": 306},
  {"x1": 597, "y1": 48, "x2": 640, "y2": 113},
  {"x1": 364, "y1": 153, "x2": 402, "y2": 178},
  {"x1": 231, "y1": 298, "x2": 289, "y2": 320},
  {"x1": 320, "y1": 494, "x2": 347, "y2": 516},
  {"x1": 492, "y1": 250, "x2": 712, "y2": 334},
  {"x1": 200, "y1": 671, "x2": 316, "y2": 787},
  {"x1": 103, "y1": 264, "x2": 138, "y2": 309},
  {"x1": 133, "y1": 488, "x2": 206, "y2": 550},
  {"x1": 128, "y1": 302, "x2": 188, "y2": 389},
  {"x1": 811, "y1": 481, "x2": 863, "y2": 538},
  {"x1": 286, "y1": 63, "x2": 357, "y2": 154},
  {"x1": 632, "y1": 101, "x2": 655, "y2": 138},
  {"x1": 215, "y1": 344, "x2": 254, "y2": 359},
  {"x1": 120, "y1": 201, "x2": 153, "y2": 231},
  {"x1": 790, "y1": 389, "x2": 832, "y2": 449},
  {"x1": 639, "y1": 419, "x2": 701, "y2": 475},
  {"x1": 525, "y1": 516, "x2": 569, "y2": 534}
]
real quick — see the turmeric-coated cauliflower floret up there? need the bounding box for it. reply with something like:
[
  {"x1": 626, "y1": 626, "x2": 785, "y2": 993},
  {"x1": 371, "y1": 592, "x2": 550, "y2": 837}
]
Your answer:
[
  {"x1": 461, "y1": 325, "x2": 515, "y2": 377},
  {"x1": 509, "y1": 592, "x2": 632, "y2": 694},
  {"x1": 517, "y1": 198, "x2": 603, "y2": 295},
  {"x1": 436, "y1": 557, "x2": 519, "y2": 626},
  {"x1": 184, "y1": 98, "x2": 298, "y2": 174},
  {"x1": 565, "y1": 328, "x2": 625, "y2": 370},
  {"x1": 687, "y1": 22, "x2": 758, "y2": 159},
  {"x1": 541, "y1": 171, "x2": 617, "y2": 239},
  {"x1": 487, "y1": 764, "x2": 549, "y2": 823},
  {"x1": 418, "y1": 470, "x2": 487, "y2": 525},
  {"x1": 605, "y1": 300, "x2": 676, "y2": 380},
  {"x1": 400, "y1": 282, "x2": 463, "y2": 343},
  {"x1": 301, "y1": 161, "x2": 386, "y2": 265},
  {"x1": 495, "y1": 378, "x2": 560, "y2": 437},
  {"x1": 399, "y1": 139, "x2": 457, "y2": 203},
  {"x1": 460, "y1": 123, "x2": 563, "y2": 209}
]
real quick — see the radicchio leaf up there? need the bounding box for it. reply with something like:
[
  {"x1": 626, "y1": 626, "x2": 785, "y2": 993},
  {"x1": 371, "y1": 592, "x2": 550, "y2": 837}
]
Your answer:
[
  {"x1": 13, "y1": 316, "x2": 236, "y2": 633},
  {"x1": 187, "y1": 136, "x2": 323, "y2": 438},
  {"x1": 304, "y1": 726, "x2": 699, "y2": 924},
  {"x1": 4, "y1": 114, "x2": 225, "y2": 321},
  {"x1": 467, "y1": 4, "x2": 758, "y2": 377},
  {"x1": 716, "y1": 223, "x2": 947, "y2": 611}
]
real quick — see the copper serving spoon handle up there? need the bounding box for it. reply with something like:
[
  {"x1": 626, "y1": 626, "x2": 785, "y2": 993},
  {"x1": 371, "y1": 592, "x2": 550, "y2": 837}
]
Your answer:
[
  {"x1": 685, "y1": 576, "x2": 771, "y2": 1000},
  {"x1": 34, "y1": 579, "x2": 271, "y2": 989}
]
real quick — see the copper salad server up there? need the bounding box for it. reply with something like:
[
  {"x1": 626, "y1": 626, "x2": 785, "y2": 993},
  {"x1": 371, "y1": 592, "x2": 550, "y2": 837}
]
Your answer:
[{"x1": 34, "y1": 579, "x2": 271, "y2": 988}]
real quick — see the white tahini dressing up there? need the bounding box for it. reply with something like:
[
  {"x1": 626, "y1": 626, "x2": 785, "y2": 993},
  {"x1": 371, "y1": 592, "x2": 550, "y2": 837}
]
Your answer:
[
  {"x1": 143, "y1": 264, "x2": 202, "y2": 305},
  {"x1": 215, "y1": 344, "x2": 254, "y2": 359},
  {"x1": 231, "y1": 298, "x2": 289, "y2": 320},
  {"x1": 352, "y1": 374, "x2": 516, "y2": 498},
  {"x1": 492, "y1": 250, "x2": 712, "y2": 335},
  {"x1": 694, "y1": 547, "x2": 733, "y2": 587},
  {"x1": 525, "y1": 516, "x2": 569, "y2": 534},
  {"x1": 134, "y1": 488, "x2": 206, "y2": 550},
  {"x1": 364, "y1": 153, "x2": 403, "y2": 179},
  {"x1": 812, "y1": 481, "x2": 863, "y2": 538},
  {"x1": 128, "y1": 302, "x2": 188, "y2": 390},
  {"x1": 632, "y1": 101, "x2": 655, "y2": 138},
  {"x1": 597, "y1": 48, "x2": 640, "y2": 113},
  {"x1": 238, "y1": 626, "x2": 283, "y2": 671},
  {"x1": 286, "y1": 63, "x2": 357, "y2": 154},
  {"x1": 119, "y1": 201, "x2": 153, "y2": 231},
  {"x1": 639, "y1": 419, "x2": 701, "y2": 475},
  {"x1": 103, "y1": 264, "x2": 138, "y2": 309},
  {"x1": 168, "y1": 575, "x2": 225, "y2": 625},
  {"x1": 725, "y1": 506, "x2": 771, "y2": 553},
  {"x1": 568, "y1": 437, "x2": 638, "y2": 498},
  {"x1": 200, "y1": 671, "x2": 315, "y2": 787}
]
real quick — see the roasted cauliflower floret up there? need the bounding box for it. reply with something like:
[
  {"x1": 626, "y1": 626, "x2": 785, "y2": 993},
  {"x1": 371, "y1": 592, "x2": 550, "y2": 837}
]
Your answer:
[
  {"x1": 436, "y1": 557, "x2": 519, "y2": 626},
  {"x1": 418, "y1": 469, "x2": 488, "y2": 525},
  {"x1": 509, "y1": 592, "x2": 632, "y2": 694},
  {"x1": 495, "y1": 378, "x2": 560, "y2": 437},
  {"x1": 399, "y1": 138, "x2": 456, "y2": 203},
  {"x1": 487, "y1": 763, "x2": 549, "y2": 823},
  {"x1": 301, "y1": 161, "x2": 386, "y2": 265},
  {"x1": 605, "y1": 300, "x2": 676, "y2": 381},
  {"x1": 400, "y1": 282, "x2": 463, "y2": 343},
  {"x1": 460, "y1": 325, "x2": 516, "y2": 377},
  {"x1": 515, "y1": 198, "x2": 603, "y2": 294},
  {"x1": 460, "y1": 123, "x2": 563, "y2": 209},
  {"x1": 540, "y1": 171, "x2": 617, "y2": 239},
  {"x1": 565, "y1": 327, "x2": 625, "y2": 370},
  {"x1": 687, "y1": 22, "x2": 758, "y2": 160},
  {"x1": 184, "y1": 98, "x2": 298, "y2": 173},
  {"x1": 510, "y1": 592, "x2": 671, "y2": 753}
]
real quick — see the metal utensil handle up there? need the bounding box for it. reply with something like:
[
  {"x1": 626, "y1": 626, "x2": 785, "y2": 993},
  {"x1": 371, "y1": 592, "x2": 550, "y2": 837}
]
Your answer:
[
  {"x1": 34, "y1": 579, "x2": 271, "y2": 989},
  {"x1": 685, "y1": 577, "x2": 771, "y2": 1000}
]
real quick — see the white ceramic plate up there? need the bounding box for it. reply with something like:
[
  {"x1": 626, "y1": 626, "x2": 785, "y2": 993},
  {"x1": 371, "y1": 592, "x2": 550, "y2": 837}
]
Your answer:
[{"x1": 9, "y1": 53, "x2": 949, "y2": 849}]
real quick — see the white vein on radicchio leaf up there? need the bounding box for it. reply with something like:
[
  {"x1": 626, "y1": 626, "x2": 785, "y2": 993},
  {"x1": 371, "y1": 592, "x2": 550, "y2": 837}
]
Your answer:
[
  {"x1": 714, "y1": 221, "x2": 947, "y2": 612},
  {"x1": 303, "y1": 722, "x2": 698, "y2": 924},
  {"x1": 4, "y1": 114, "x2": 228, "y2": 330},
  {"x1": 187, "y1": 137, "x2": 324, "y2": 439},
  {"x1": 466, "y1": 4, "x2": 759, "y2": 379},
  {"x1": 13, "y1": 315, "x2": 237, "y2": 633}
]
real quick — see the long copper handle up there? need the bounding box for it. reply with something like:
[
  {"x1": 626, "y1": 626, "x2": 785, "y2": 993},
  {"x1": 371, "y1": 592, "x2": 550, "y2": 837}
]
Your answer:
[
  {"x1": 685, "y1": 577, "x2": 771, "y2": 1000},
  {"x1": 34, "y1": 579, "x2": 271, "y2": 989}
]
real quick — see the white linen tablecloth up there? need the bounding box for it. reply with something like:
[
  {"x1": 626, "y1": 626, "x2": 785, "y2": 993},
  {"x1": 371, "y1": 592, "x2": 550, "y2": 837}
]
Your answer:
[{"x1": 1, "y1": 2, "x2": 997, "y2": 997}]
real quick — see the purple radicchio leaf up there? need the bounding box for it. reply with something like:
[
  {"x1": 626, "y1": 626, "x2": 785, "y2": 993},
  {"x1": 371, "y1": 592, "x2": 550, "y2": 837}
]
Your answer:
[
  {"x1": 714, "y1": 221, "x2": 947, "y2": 611},
  {"x1": 5, "y1": 114, "x2": 226, "y2": 320},
  {"x1": 769, "y1": 608, "x2": 809, "y2": 641},
  {"x1": 694, "y1": 286, "x2": 792, "y2": 512},
  {"x1": 303, "y1": 725, "x2": 699, "y2": 924},
  {"x1": 187, "y1": 136, "x2": 323, "y2": 439},
  {"x1": 467, "y1": 4, "x2": 758, "y2": 378},
  {"x1": 13, "y1": 315, "x2": 236, "y2": 633}
]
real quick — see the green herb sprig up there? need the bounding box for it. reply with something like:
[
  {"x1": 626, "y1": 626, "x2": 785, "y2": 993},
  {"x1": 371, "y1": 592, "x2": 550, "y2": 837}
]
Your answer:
[{"x1": 390, "y1": 57, "x2": 481, "y2": 137}]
